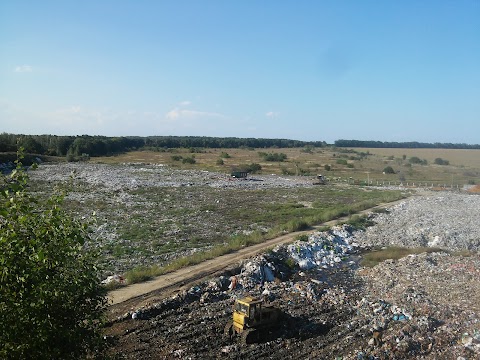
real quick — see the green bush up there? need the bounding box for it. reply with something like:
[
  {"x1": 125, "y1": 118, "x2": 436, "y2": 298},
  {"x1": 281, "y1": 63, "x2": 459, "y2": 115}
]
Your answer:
[
  {"x1": 244, "y1": 163, "x2": 262, "y2": 173},
  {"x1": 171, "y1": 155, "x2": 183, "y2": 161},
  {"x1": 216, "y1": 158, "x2": 224, "y2": 165},
  {"x1": 220, "y1": 152, "x2": 231, "y2": 159},
  {"x1": 344, "y1": 214, "x2": 374, "y2": 230},
  {"x1": 295, "y1": 234, "x2": 309, "y2": 242},
  {"x1": 258, "y1": 152, "x2": 287, "y2": 162},
  {"x1": 383, "y1": 166, "x2": 395, "y2": 174},
  {"x1": 409, "y1": 156, "x2": 427, "y2": 165},
  {"x1": 434, "y1": 158, "x2": 449, "y2": 165},
  {"x1": 301, "y1": 145, "x2": 314, "y2": 153},
  {"x1": 0, "y1": 155, "x2": 107, "y2": 358},
  {"x1": 324, "y1": 164, "x2": 331, "y2": 171},
  {"x1": 182, "y1": 156, "x2": 196, "y2": 164},
  {"x1": 336, "y1": 159, "x2": 348, "y2": 165}
]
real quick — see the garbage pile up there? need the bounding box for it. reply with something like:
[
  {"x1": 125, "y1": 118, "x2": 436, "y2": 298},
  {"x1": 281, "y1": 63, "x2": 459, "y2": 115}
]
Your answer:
[
  {"x1": 285, "y1": 225, "x2": 359, "y2": 270},
  {"x1": 105, "y1": 192, "x2": 480, "y2": 359},
  {"x1": 354, "y1": 192, "x2": 480, "y2": 251},
  {"x1": 221, "y1": 225, "x2": 360, "y2": 294}
]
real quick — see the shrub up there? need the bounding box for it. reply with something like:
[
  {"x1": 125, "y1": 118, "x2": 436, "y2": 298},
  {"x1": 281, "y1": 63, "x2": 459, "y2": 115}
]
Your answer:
[
  {"x1": 301, "y1": 145, "x2": 314, "y2": 153},
  {"x1": 258, "y1": 152, "x2": 287, "y2": 162},
  {"x1": 324, "y1": 164, "x2": 331, "y2": 171},
  {"x1": 434, "y1": 158, "x2": 449, "y2": 165},
  {"x1": 182, "y1": 156, "x2": 196, "y2": 164},
  {"x1": 245, "y1": 163, "x2": 262, "y2": 173},
  {"x1": 336, "y1": 159, "x2": 348, "y2": 165},
  {"x1": 409, "y1": 156, "x2": 427, "y2": 165},
  {"x1": 281, "y1": 167, "x2": 293, "y2": 175},
  {"x1": 220, "y1": 152, "x2": 231, "y2": 159},
  {"x1": 0, "y1": 155, "x2": 107, "y2": 358},
  {"x1": 383, "y1": 166, "x2": 395, "y2": 174},
  {"x1": 66, "y1": 152, "x2": 76, "y2": 162},
  {"x1": 344, "y1": 214, "x2": 374, "y2": 230},
  {"x1": 171, "y1": 155, "x2": 183, "y2": 161},
  {"x1": 216, "y1": 158, "x2": 224, "y2": 165},
  {"x1": 295, "y1": 234, "x2": 309, "y2": 242}
]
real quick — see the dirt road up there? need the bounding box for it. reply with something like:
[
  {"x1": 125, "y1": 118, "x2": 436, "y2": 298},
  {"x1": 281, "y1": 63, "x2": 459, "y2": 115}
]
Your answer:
[{"x1": 108, "y1": 199, "x2": 407, "y2": 310}]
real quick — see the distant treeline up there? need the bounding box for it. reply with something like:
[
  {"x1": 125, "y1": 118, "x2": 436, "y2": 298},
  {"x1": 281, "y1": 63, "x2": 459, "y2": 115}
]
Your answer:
[
  {"x1": 3, "y1": 133, "x2": 478, "y2": 159},
  {"x1": 0, "y1": 133, "x2": 327, "y2": 158},
  {"x1": 335, "y1": 139, "x2": 480, "y2": 150}
]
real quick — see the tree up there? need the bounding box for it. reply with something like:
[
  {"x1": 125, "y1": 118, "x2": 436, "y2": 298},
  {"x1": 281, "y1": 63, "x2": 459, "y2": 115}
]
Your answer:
[
  {"x1": 0, "y1": 155, "x2": 107, "y2": 359},
  {"x1": 18, "y1": 136, "x2": 44, "y2": 154},
  {"x1": 383, "y1": 166, "x2": 395, "y2": 174}
]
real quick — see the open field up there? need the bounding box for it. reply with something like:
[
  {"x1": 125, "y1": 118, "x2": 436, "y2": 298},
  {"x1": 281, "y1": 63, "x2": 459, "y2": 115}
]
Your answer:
[
  {"x1": 92, "y1": 146, "x2": 480, "y2": 187},
  {"x1": 23, "y1": 145, "x2": 480, "y2": 281},
  {"x1": 28, "y1": 162, "x2": 406, "y2": 280},
  {"x1": 357, "y1": 148, "x2": 480, "y2": 169}
]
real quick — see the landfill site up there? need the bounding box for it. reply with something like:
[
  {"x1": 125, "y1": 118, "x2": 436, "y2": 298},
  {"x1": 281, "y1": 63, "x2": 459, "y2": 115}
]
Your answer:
[{"x1": 104, "y1": 188, "x2": 480, "y2": 359}]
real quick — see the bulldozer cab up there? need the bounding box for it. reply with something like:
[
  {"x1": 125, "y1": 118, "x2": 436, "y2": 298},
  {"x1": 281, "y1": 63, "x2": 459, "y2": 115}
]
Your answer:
[
  {"x1": 226, "y1": 296, "x2": 282, "y2": 343},
  {"x1": 233, "y1": 297, "x2": 263, "y2": 327}
]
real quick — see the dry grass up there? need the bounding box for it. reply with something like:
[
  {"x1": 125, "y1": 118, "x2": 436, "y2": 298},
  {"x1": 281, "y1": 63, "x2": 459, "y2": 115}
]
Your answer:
[
  {"x1": 361, "y1": 246, "x2": 445, "y2": 267},
  {"x1": 92, "y1": 147, "x2": 480, "y2": 187},
  {"x1": 358, "y1": 148, "x2": 480, "y2": 168},
  {"x1": 468, "y1": 185, "x2": 480, "y2": 193}
]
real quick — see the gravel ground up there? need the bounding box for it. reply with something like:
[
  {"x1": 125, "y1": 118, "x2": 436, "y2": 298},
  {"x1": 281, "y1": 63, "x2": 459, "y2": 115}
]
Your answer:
[
  {"x1": 29, "y1": 163, "x2": 319, "y2": 275},
  {"x1": 30, "y1": 162, "x2": 315, "y2": 191},
  {"x1": 105, "y1": 192, "x2": 480, "y2": 359},
  {"x1": 354, "y1": 191, "x2": 480, "y2": 251}
]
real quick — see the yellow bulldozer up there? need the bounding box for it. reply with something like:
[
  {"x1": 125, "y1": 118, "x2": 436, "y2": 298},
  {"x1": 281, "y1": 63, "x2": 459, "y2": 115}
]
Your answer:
[{"x1": 224, "y1": 296, "x2": 282, "y2": 344}]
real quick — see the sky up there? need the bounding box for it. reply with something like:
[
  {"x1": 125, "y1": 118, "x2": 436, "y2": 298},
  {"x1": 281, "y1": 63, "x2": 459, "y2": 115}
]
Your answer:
[{"x1": 0, "y1": 1, "x2": 479, "y2": 144}]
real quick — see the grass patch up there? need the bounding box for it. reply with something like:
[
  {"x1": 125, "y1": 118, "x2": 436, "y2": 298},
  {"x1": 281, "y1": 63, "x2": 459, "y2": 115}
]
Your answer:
[
  {"x1": 450, "y1": 249, "x2": 475, "y2": 257},
  {"x1": 123, "y1": 197, "x2": 406, "y2": 285},
  {"x1": 372, "y1": 207, "x2": 389, "y2": 214},
  {"x1": 361, "y1": 246, "x2": 445, "y2": 268},
  {"x1": 295, "y1": 234, "x2": 309, "y2": 242},
  {"x1": 125, "y1": 265, "x2": 161, "y2": 284},
  {"x1": 343, "y1": 214, "x2": 375, "y2": 230}
]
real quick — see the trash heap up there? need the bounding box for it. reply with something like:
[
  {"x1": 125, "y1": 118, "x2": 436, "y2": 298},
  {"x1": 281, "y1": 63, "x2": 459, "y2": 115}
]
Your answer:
[
  {"x1": 225, "y1": 225, "x2": 360, "y2": 295},
  {"x1": 284, "y1": 225, "x2": 358, "y2": 270}
]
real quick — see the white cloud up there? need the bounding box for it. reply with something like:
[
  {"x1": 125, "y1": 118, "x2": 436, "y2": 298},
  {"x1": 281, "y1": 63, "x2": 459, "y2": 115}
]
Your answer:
[
  {"x1": 165, "y1": 107, "x2": 225, "y2": 120},
  {"x1": 266, "y1": 111, "x2": 280, "y2": 118},
  {"x1": 14, "y1": 65, "x2": 32, "y2": 73},
  {"x1": 166, "y1": 108, "x2": 181, "y2": 119},
  {"x1": 179, "y1": 100, "x2": 191, "y2": 106}
]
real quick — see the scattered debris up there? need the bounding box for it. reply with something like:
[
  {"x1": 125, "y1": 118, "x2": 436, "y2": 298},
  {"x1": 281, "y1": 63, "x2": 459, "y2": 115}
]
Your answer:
[{"x1": 104, "y1": 191, "x2": 480, "y2": 359}]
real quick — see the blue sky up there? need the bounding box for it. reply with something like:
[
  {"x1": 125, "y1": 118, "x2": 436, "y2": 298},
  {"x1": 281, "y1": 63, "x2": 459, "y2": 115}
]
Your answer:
[{"x1": 1, "y1": 1, "x2": 479, "y2": 144}]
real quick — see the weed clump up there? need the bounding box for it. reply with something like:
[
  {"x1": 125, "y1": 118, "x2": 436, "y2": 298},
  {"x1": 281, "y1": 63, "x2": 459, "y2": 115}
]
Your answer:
[{"x1": 361, "y1": 246, "x2": 445, "y2": 268}]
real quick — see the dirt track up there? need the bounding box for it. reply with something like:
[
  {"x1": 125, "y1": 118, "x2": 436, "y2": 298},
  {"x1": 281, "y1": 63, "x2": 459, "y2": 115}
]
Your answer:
[
  {"x1": 108, "y1": 199, "x2": 406, "y2": 312},
  {"x1": 104, "y1": 193, "x2": 480, "y2": 359}
]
